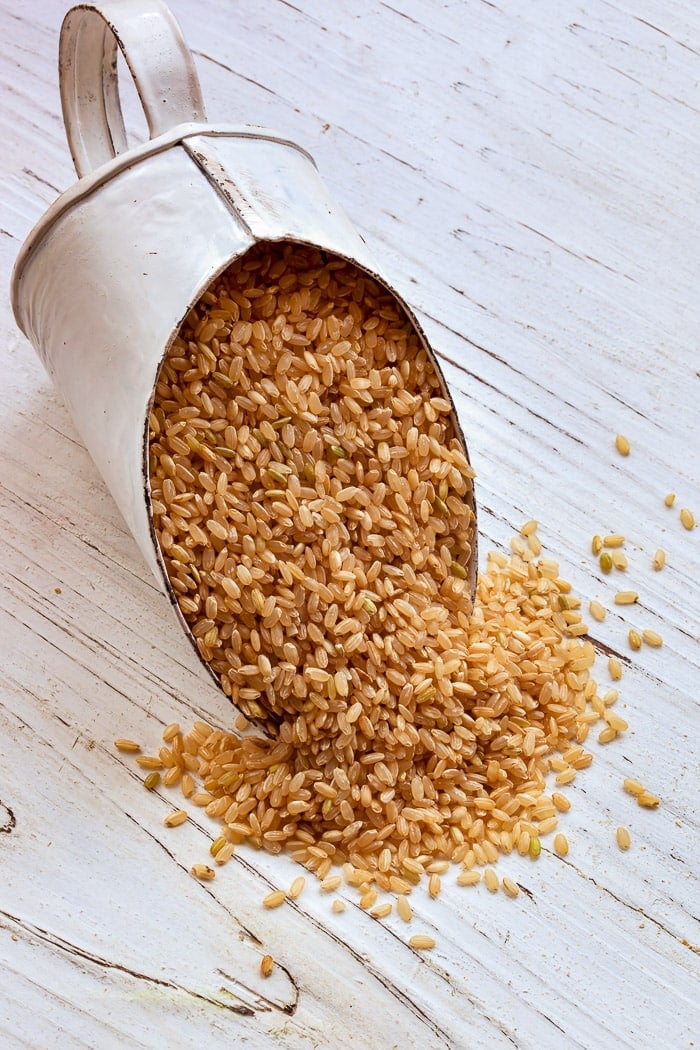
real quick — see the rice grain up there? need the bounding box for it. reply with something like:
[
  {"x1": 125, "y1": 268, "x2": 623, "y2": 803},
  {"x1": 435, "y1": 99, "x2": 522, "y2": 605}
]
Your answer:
[
  {"x1": 114, "y1": 739, "x2": 141, "y2": 753},
  {"x1": 370, "y1": 902, "x2": 393, "y2": 919},
  {"x1": 608, "y1": 657, "x2": 623, "y2": 680},
  {"x1": 628, "y1": 629, "x2": 642, "y2": 651},
  {"x1": 553, "y1": 833, "x2": 569, "y2": 856},
  {"x1": 611, "y1": 550, "x2": 627, "y2": 571},
  {"x1": 397, "y1": 895, "x2": 413, "y2": 921},
  {"x1": 642, "y1": 629, "x2": 663, "y2": 648},
  {"x1": 484, "y1": 868, "x2": 499, "y2": 893},
  {"x1": 680, "y1": 508, "x2": 695, "y2": 530},
  {"x1": 616, "y1": 826, "x2": 631, "y2": 851},
  {"x1": 289, "y1": 876, "x2": 306, "y2": 899},
  {"x1": 191, "y1": 864, "x2": 216, "y2": 881},
  {"x1": 502, "y1": 876, "x2": 519, "y2": 898},
  {"x1": 164, "y1": 809, "x2": 188, "y2": 827},
  {"x1": 262, "y1": 890, "x2": 287, "y2": 909},
  {"x1": 409, "y1": 935, "x2": 436, "y2": 950}
]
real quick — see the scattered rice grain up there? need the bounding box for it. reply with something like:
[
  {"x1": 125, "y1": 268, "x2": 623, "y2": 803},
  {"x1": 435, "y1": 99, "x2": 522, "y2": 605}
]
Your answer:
[
  {"x1": 502, "y1": 876, "x2": 519, "y2": 898},
  {"x1": 680, "y1": 508, "x2": 695, "y2": 530},
  {"x1": 397, "y1": 895, "x2": 413, "y2": 921},
  {"x1": 428, "y1": 874, "x2": 441, "y2": 898},
  {"x1": 608, "y1": 657, "x2": 623, "y2": 680},
  {"x1": 642, "y1": 629, "x2": 663, "y2": 648},
  {"x1": 599, "y1": 552, "x2": 613, "y2": 574},
  {"x1": 553, "y1": 833, "x2": 569, "y2": 856},
  {"x1": 191, "y1": 864, "x2": 215, "y2": 881},
  {"x1": 628, "y1": 629, "x2": 642, "y2": 651},
  {"x1": 136, "y1": 755, "x2": 163, "y2": 770},
  {"x1": 616, "y1": 826, "x2": 631, "y2": 851},
  {"x1": 289, "y1": 876, "x2": 306, "y2": 899},
  {"x1": 484, "y1": 868, "x2": 499, "y2": 893},
  {"x1": 164, "y1": 809, "x2": 188, "y2": 827},
  {"x1": 370, "y1": 902, "x2": 393, "y2": 919},
  {"x1": 359, "y1": 888, "x2": 378, "y2": 910},
  {"x1": 409, "y1": 934, "x2": 436, "y2": 950},
  {"x1": 114, "y1": 738, "x2": 140, "y2": 753},
  {"x1": 262, "y1": 890, "x2": 287, "y2": 909},
  {"x1": 605, "y1": 711, "x2": 628, "y2": 733},
  {"x1": 611, "y1": 550, "x2": 627, "y2": 571}
]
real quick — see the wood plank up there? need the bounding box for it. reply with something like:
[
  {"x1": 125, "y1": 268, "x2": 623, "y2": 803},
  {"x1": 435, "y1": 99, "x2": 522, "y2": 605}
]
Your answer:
[{"x1": 1, "y1": 0, "x2": 697, "y2": 1046}]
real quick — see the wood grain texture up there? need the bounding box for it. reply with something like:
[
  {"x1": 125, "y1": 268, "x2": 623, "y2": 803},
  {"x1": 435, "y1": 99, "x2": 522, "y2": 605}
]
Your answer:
[{"x1": 1, "y1": 1, "x2": 698, "y2": 1047}]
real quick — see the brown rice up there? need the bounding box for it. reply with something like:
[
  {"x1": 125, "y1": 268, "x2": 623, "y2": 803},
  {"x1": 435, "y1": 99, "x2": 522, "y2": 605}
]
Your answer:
[{"x1": 141, "y1": 242, "x2": 632, "y2": 909}]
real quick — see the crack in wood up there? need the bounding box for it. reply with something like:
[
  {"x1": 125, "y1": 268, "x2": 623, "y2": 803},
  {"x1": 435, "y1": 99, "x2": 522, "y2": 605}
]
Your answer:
[
  {"x1": 379, "y1": 1, "x2": 461, "y2": 46},
  {"x1": 433, "y1": 310, "x2": 642, "y2": 445},
  {"x1": 217, "y1": 967, "x2": 297, "y2": 1016},
  {"x1": 2, "y1": 582, "x2": 223, "y2": 725},
  {"x1": 21, "y1": 166, "x2": 60, "y2": 194},
  {"x1": 419, "y1": 313, "x2": 588, "y2": 446},
  {"x1": 0, "y1": 907, "x2": 257, "y2": 1016},
  {"x1": 0, "y1": 800, "x2": 16, "y2": 833},
  {"x1": 191, "y1": 49, "x2": 277, "y2": 97},
  {"x1": 130, "y1": 772, "x2": 523, "y2": 1042},
  {"x1": 113, "y1": 807, "x2": 306, "y2": 1019},
  {"x1": 560, "y1": 858, "x2": 696, "y2": 945},
  {"x1": 631, "y1": 16, "x2": 699, "y2": 57},
  {"x1": 0, "y1": 706, "x2": 298, "y2": 1018},
  {"x1": 516, "y1": 882, "x2": 535, "y2": 901},
  {"x1": 1, "y1": 482, "x2": 156, "y2": 591},
  {"x1": 209, "y1": 850, "x2": 462, "y2": 1039},
  {"x1": 120, "y1": 799, "x2": 521, "y2": 1044}
]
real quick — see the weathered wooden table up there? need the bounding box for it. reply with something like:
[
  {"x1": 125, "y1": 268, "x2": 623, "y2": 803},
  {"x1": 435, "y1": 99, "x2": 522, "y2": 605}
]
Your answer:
[{"x1": 1, "y1": 2, "x2": 697, "y2": 1046}]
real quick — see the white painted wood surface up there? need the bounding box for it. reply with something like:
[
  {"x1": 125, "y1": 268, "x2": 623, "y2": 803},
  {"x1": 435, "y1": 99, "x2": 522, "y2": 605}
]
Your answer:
[{"x1": 1, "y1": 1, "x2": 698, "y2": 1046}]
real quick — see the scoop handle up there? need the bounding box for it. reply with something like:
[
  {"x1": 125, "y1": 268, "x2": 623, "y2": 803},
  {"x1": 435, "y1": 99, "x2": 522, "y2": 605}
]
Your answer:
[{"x1": 59, "y1": 0, "x2": 206, "y2": 177}]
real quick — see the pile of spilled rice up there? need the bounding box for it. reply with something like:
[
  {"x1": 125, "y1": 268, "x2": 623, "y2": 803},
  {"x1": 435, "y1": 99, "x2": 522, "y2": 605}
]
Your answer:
[{"x1": 116, "y1": 243, "x2": 688, "y2": 966}]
